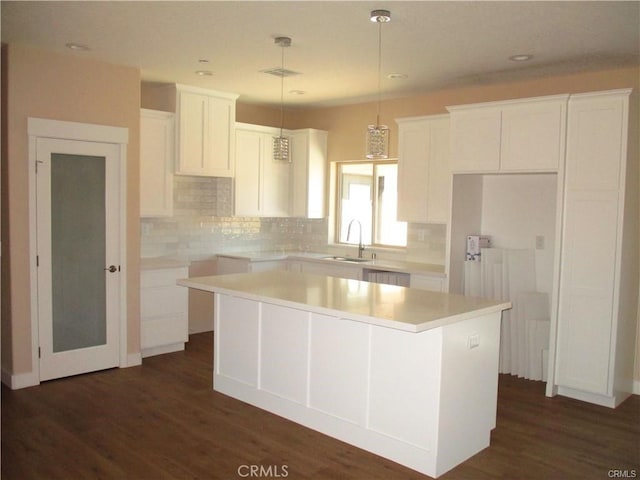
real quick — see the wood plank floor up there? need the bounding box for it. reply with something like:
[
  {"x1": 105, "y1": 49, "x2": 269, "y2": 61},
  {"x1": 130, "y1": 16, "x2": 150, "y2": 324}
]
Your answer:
[{"x1": 2, "y1": 332, "x2": 639, "y2": 479}]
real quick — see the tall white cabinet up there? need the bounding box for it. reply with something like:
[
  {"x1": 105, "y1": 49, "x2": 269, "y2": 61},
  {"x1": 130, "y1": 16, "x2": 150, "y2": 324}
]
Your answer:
[
  {"x1": 552, "y1": 89, "x2": 638, "y2": 407},
  {"x1": 445, "y1": 89, "x2": 638, "y2": 408}
]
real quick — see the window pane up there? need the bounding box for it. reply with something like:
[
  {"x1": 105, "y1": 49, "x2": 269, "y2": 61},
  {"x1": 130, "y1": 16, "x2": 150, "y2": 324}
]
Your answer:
[
  {"x1": 375, "y1": 163, "x2": 407, "y2": 247},
  {"x1": 339, "y1": 163, "x2": 372, "y2": 245}
]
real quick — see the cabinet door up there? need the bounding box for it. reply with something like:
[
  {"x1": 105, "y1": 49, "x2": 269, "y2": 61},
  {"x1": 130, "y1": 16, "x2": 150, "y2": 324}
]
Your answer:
[
  {"x1": 262, "y1": 135, "x2": 291, "y2": 217},
  {"x1": 449, "y1": 108, "x2": 501, "y2": 172},
  {"x1": 176, "y1": 91, "x2": 208, "y2": 175},
  {"x1": 425, "y1": 118, "x2": 451, "y2": 223},
  {"x1": 397, "y1": 119, "x2": 430, "y2": 223},
  {"x1": 555, "y1": 93, "x2": 625, "y2": 395},
  {"x1": 234, "y1": 129, "x2": 262, "y2": 216},
  {"x1": 206, "y1": 96, "x2": 235, "y2": 177},
  {"x1": 397, "y1": 116, "x2": 450, "y2": 224},
  {"x1": 176, "y1": 89, "x2": 236, "y2": 177},
  {"x1": 500, "y1": 100, "x2": 566, "y2": 171},
  {"x1": 290, "y1": 129, "x2": 327, "y2": 219},
  {"x1": 140, "y1": 109, "x2": 174, "y2": 217}
]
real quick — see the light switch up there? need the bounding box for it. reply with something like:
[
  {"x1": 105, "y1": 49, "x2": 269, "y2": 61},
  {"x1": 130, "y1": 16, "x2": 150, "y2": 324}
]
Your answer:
[{"x1": 468, "y1": 334, "x2": 480, "y2": 349}]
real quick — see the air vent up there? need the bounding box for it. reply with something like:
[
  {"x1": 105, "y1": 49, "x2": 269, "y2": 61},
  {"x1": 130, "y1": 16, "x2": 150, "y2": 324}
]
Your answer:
[{"x1": 260, "y1": 67, "x2": 301, "y2": 78}]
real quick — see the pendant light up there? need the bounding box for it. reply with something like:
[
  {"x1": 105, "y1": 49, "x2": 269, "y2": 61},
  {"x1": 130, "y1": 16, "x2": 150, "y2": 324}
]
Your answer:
[
  {"x1": 273, "y1": 36, "x2": 291, "y2": 162},
  {"x1": 366, "y1": 9, "x2": 391, "y2": 159}
]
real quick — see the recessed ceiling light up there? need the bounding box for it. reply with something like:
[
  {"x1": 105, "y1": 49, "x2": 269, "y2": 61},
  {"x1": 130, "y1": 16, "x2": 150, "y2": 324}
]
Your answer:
[
  {"x1": 198, "y1": 59, "x2": 209, "y2": 64},
  {"x1": 195, "y1": 70, "x2": 213, "y2": 76},
  {"x1": 289, "y1": 90, "x2": 306, "y2": 95},
  {"x1": 509, "y1": 54, "x2": 533, "y2": 62},
  {"x1": 65, "y1": 43, "x2": 90, "y2": 51},
  {"x1": 388, "y1": 73, "x2": 408, "y2": 80}
]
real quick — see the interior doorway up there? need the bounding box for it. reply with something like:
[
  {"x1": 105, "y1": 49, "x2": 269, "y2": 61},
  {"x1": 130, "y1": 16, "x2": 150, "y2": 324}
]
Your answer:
[{"x1": 28, "y1": 118, "x2": 128, "y2": 382}]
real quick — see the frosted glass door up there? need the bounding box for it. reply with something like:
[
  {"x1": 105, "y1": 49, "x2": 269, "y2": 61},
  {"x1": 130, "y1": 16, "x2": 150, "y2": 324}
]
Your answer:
[
  {"x1": 36, "y1": 137, "x2": 121, "y2": 382},
  {"x1": 51, "y1": 153, "x2": 106, "y2": 352}
]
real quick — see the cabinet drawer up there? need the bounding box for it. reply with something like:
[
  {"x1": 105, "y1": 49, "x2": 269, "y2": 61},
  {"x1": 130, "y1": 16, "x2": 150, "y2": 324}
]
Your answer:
[
  {"x1": 141, "y1": 267, "x2": 189, "y2": 288},
  {"x1": 141, "y1": 286, "x2": 188, "y2": 317},
  {"x1": 141, "y1": 315, "x2": 188, "y2": 349}
]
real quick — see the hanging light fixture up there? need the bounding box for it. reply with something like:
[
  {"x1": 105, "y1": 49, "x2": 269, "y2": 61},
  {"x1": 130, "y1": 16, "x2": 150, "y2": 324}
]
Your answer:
[
  {"x1": 273, "y1": 36, "x2": 291, "y2": 162},
  {"x1": 366, "y1": 9, "x2": 391, "y2": 159}
]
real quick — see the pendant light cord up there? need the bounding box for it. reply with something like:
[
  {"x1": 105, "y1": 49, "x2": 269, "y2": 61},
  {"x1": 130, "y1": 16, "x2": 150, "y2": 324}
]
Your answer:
[
  {"x1": 280, "y1": 43, "x2": 285, "y2": 137},
  {"x1": 376, "y1": 19, "x2": 382, "y2": 127}
]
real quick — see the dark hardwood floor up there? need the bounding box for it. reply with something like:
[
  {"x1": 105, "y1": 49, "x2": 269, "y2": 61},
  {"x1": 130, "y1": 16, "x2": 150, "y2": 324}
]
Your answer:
[{"x1": 2, "y1": 332, "x2": 639, "y2": 479}]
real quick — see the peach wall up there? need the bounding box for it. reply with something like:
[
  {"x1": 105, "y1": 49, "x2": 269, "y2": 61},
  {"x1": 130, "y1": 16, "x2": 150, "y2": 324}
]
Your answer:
[
  {"x1": 1, "y1": 44, "x2": 141, "y2": 377},
  {"x1": 291, "y1": 66, "x2": 640, "y2": 162}
]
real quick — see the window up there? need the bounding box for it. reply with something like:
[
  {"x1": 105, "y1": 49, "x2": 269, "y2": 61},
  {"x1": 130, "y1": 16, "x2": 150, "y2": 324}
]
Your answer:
[{"x1": 336, "y1": 161, "x2": 407, "y2": 247}]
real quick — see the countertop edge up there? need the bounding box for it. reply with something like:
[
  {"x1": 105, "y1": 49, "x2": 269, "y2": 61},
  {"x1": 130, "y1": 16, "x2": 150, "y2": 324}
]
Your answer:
[{"x1": 177, "y1": 275, "x2": 509, "y2": 333}]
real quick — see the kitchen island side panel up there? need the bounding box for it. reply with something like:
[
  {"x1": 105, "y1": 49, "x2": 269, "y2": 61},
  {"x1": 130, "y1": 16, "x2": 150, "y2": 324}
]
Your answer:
[{"x1": 212, "y1": 292, "x2": 502, "y2": 478}]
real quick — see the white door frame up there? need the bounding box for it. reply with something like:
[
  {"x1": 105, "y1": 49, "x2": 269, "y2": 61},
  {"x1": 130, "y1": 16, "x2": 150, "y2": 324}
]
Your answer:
[{"x1": 28, "y1": 117, "x2": 129, "y2": 386}]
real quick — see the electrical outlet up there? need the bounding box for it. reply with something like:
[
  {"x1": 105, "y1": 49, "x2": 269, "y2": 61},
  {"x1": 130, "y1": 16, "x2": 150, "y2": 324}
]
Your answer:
[
  {"x1": 536, "y1": 235, "x2": 545, "y2": 250},
  {"x1": 418, "y1": 229, "x2": 426, "y2": 242}
]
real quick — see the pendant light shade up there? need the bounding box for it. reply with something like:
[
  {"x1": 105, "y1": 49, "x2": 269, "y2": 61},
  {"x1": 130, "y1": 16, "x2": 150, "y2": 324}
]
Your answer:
[
  {"x1": 366, "y1": 9, "x2": 391, "y2": 159},
  {"x1": 273, "y1": 36, "x2": 291, "y2": 163}
]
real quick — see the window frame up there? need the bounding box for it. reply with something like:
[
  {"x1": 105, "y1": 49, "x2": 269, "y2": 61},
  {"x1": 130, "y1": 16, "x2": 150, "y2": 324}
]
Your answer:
[{"x1": 334, "y1": 159, "x2": 406, "y2": 248}]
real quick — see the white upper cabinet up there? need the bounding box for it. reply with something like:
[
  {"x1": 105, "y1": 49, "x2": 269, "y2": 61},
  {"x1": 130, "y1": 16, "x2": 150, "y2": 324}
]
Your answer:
[
  {"x1": 553, "y1": 89, "x2": 637, "y2": 407},
  {"x1": 175, "y1": 84, "x2": 238, "y2": 177},
  {"x1": 140, "y1": 109, "x2": 174, "y2": 217},
  {"x1": 289, "y1": 129, "x2": 328, "y2": 219},
  {"x1": 448, "y1": 95, "x2": 568, "y2": 173},
  {"x1": 396, "y1": 114, "x2": 450, "y2": 224},
  {"x1": 234, "y1": 123, "x2": 291, "y2": 217}
]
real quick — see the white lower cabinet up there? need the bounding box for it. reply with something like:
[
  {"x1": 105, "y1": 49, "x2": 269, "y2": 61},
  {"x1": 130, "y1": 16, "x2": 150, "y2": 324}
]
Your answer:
[
  {"x1": 553, "y1": 89, "x2": 637, "y2": 407},
  {"x1": 141, "y1": 266, "x2": 189, "y2": 357}
]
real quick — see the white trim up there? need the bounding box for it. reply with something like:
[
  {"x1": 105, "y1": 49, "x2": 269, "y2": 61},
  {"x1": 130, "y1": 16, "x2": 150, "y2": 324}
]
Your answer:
[
  {"x1": 633, "y1": 380, "x2": 640, "y2": 396},
  {"x1": 1, "y1": 367, "x2": 39, "y2": 390},
  {"x1": 28, "y1": 117, "x2": 128, "y2": 144},
  {"x1": 127, "y1": 352, "x2": 143, "y2": 367},
  {"x1": 26, "y1": 117, "x2": 130, "y2": 386}
]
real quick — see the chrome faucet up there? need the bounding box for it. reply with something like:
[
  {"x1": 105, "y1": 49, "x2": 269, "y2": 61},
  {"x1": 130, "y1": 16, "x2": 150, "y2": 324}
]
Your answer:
[{"x1": 346, "y1": 219, "x2": 365, "y2": 258}]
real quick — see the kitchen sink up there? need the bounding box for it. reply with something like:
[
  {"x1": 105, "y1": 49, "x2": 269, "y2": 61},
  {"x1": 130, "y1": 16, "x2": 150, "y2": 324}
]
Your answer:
[{"x1": 325, "y1": 256, "x2": 370, "y2": 263}]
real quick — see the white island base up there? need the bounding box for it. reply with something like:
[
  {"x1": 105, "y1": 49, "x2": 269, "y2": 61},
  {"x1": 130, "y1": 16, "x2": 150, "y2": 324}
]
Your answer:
[{"x1": 179, "y1": 272, "x2": 509, "y2": 478}]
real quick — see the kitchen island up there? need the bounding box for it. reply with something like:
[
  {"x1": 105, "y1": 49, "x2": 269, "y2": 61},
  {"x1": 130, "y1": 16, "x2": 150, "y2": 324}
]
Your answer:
[{"x1": 178, "y1": 271, "x2": 511, "y2": 478}]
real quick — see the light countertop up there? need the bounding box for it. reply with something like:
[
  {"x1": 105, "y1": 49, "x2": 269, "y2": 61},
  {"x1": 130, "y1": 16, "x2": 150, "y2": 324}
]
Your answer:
[
  {"x1": 216, "y1": 251, "x2": 446, "y2": 276},
  {"x1": 178, "y1": 271, "x2": 510, "y2": 333}
]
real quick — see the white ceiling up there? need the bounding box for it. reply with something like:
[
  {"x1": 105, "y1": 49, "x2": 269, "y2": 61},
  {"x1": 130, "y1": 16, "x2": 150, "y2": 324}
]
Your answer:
[{"x1": 2, "y1": 1, "x2": 639, "y2": 108}]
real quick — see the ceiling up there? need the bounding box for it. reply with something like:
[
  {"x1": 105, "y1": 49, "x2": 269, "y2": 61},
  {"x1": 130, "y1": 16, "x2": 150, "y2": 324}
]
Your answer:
[{"x1": 2, "y1": 1, "x2": 639, "y2": 108}]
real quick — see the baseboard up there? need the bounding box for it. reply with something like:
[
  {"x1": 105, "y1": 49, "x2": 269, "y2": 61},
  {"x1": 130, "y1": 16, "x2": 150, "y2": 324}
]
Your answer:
[
  {"x1": 633, "y1": 380, "x2": 640, "y2": 395},
  {"x1": 125, "y1": 352, "x2": 143, "y2": 367},
  {"x1": 1, "y1": 367, "x2": 40, "y2": 390}
]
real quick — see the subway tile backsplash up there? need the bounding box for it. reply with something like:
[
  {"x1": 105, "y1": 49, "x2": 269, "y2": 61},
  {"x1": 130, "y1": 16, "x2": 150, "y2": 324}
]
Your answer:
[{"x1": 141, "y1": 175, "x2": 446, "y2": 264}]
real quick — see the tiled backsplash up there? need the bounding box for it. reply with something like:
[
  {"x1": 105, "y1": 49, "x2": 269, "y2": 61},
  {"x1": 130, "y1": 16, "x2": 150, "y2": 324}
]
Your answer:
[{"x1": 141, "y1": 176, "x2": 446, "y2": 264}]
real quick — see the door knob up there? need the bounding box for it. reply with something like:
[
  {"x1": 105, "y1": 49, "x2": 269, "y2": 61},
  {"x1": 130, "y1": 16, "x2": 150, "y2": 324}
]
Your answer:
[{"x1": 105, "y1": 265, "x2": 118, "y2": 273}]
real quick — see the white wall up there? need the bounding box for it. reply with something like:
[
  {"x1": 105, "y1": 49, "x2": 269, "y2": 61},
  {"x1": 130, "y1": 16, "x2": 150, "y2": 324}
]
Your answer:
[{"x1": 480, "y1": 174, "x2": 558, "y2": 297}]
